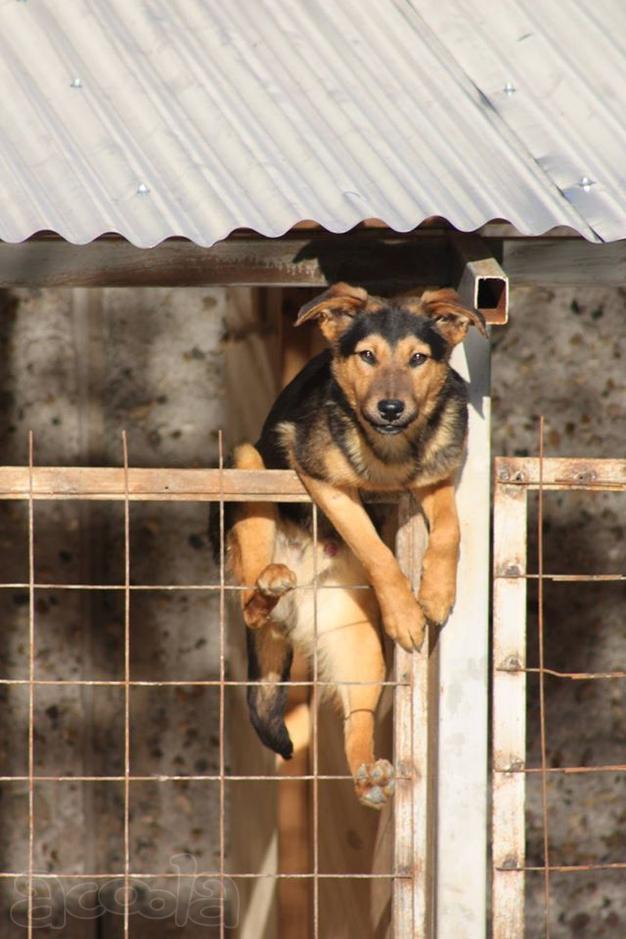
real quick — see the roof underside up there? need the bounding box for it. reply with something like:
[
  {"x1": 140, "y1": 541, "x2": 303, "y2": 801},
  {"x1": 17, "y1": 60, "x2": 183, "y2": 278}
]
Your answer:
[{"x1": 1, "y1": 0, "x2": 625, "y2": 248}]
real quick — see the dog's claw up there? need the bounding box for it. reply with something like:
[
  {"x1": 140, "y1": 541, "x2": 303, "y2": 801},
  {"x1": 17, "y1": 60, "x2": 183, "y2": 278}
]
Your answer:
[{"x1": 354, "y1": 759, "x2": 395, "y2": 810}]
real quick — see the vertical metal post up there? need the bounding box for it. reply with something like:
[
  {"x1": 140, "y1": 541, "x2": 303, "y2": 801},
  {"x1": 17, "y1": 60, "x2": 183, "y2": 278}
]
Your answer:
[
  {"x1": 435, "y1": 330, "x2": 491, "y2": 937},
  {"x1": 492, "y1": 469, "x2": 528, "y2": 938}
]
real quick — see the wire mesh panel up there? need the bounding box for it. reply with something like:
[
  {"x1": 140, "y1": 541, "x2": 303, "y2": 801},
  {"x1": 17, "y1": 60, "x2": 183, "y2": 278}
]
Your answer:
[
  {"x1": 492, "y1": 451, "x2": 626, "y2": 938},
  {"x1": 0, "y1": 436, "x2": 427, "y2": 938}
]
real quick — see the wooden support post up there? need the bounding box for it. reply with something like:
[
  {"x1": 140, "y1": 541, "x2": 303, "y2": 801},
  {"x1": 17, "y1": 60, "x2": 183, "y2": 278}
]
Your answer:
[
  {"x1": 395, "y1": 498, "x2": 433, "y2": 938},
  {"x1": 224, "y1": 287, "x2": 281, "y2": 939},
  {"x1": 492, "y1": 473, "x2": 528, "y2": 938},
  {"x1": 272, "y1": 287, "x2": 315, "y2": 939},
  {"x1": 434, "y1": 326, "x2": 492, "y2": 936}
]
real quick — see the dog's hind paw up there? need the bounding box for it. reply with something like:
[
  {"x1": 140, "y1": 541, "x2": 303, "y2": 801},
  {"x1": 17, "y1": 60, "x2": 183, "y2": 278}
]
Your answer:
[
  {"x1": 256, "y1": 563, "x2": 297, "y2": 598},
  {"x1": 354, "y1": 759, "x2": 395, "y2": 810}
]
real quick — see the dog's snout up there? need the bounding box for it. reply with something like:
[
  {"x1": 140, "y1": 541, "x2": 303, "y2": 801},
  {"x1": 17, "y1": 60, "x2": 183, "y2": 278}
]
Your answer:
[{"x1": 377, "y1": 399, "x2": 405, "y2": 421}]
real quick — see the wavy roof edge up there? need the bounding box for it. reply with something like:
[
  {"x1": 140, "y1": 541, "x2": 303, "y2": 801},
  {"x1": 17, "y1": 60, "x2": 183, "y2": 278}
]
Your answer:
[
  {"x1": 1, "y1": 0, "x2": 624, "y2": 248},
  {"x1": 0, "y1": 218, "x2": 603, "y2": 251}
]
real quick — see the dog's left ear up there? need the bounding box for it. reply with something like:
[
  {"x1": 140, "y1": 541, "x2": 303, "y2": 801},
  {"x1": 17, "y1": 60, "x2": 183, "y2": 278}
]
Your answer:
[
  {"x1": 295, "y1": 282, "x2": 368, "y2": 343},
  {"x1": 420, "y1": 288, "x2": 488, "y2": 345}
]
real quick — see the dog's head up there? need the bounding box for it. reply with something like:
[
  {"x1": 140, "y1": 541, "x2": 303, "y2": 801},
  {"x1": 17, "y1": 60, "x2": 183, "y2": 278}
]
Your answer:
[{"x1": 295, "y1": 283, "x2": 486, "y2": 437}]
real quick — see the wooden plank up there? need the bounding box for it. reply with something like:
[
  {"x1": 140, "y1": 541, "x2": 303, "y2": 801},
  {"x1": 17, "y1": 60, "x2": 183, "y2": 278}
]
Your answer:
[
  {"x1": 492, "y1": 482, "x2": 528, "y2": 939},
  {"x1": 0, "y1": 466, "x2": 402, "y2": 503},
  {"x1": 501, "y1": 238, "x2": 626, "y2": 286},
  {"x1": 395, "y1": 497, "x2": 431, "y2": 938},
  {"x1": 224, "y1": 287, "x2": 280, "y2": 939},
  {"x1": 1, "y1": 231, "x2": 623, "y2": 290},
  {"x1": 0, "y1": 234, "x2": 448, "y2": 290},
  {"x1": 0, "y1": 466, "x2": 308, "y2": 501},
  {"x1": 496, "y1": 457, "x2": 626, "y2": 489}
]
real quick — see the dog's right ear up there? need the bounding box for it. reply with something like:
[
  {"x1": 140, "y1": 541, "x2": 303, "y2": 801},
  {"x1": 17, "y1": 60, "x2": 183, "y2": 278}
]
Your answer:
[{"x1": 295, "y1": 282, "x2": 368, "y2": 343}]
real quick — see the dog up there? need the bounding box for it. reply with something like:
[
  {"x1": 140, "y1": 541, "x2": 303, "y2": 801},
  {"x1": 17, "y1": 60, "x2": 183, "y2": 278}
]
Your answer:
[{"x1": 224, "y1": 283, "x2": 486, "y2": 808}]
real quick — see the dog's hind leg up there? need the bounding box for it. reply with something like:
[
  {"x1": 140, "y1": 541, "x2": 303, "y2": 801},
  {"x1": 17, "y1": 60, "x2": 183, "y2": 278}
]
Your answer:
[
  {"x1": 318, "y1": 585, "x2": 394, "y2": 810},
  {"x1": 230, "y1": 443, "x2": 296, "y2": 629}
]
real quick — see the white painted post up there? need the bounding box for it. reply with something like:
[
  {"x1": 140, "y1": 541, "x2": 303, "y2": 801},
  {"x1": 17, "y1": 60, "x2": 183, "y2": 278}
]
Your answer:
[{"x1": 435, "y1": 330, "x2": 491, "y2": 937}]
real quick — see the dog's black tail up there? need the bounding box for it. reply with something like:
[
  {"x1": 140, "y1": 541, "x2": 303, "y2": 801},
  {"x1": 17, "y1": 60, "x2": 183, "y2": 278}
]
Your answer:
[{"x1": 246, "y1": 626, "x2": 294, "y2": 760}]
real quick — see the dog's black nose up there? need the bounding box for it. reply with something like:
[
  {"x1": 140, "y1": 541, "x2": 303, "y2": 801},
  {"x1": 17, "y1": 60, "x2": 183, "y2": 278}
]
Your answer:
[{"x1": 377, "y1": 399, "x2": 405, "y2": 421}]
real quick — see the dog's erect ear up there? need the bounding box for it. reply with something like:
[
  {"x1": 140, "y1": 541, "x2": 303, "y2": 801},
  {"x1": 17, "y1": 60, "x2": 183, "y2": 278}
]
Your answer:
[
  {"x1": 295, "y1": 282, "x2": 368, "y2": 342},
  {"x1": 420, "y1": 288, "x2": 487, "y2": 346}
]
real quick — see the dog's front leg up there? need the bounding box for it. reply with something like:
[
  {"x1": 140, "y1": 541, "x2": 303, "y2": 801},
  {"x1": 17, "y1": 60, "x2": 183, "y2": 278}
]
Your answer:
[
  {"x1": 413, "y1": 478, "x2": 460, "y2": 627},
  {"x1": 298, "y1": 473, "x2": 425, "y2": 652}
]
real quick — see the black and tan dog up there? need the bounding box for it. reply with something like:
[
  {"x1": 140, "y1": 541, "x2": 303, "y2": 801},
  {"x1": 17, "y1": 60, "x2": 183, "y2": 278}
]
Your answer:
[{"x1": 226, "y1": 283, "x2": 486, "y2": 808}]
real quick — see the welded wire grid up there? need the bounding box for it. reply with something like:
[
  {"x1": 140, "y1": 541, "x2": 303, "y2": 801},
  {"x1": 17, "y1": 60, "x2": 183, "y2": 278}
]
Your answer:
[
  {"x1": 492, "y1": 429, "x2": 626, "y2": 938},
  {"x1": 0, "y1": 433, "x2": 417, "y2": 937}
]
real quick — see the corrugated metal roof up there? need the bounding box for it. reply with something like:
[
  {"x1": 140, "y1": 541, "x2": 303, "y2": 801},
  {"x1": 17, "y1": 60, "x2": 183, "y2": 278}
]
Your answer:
[{"x1": 1, "y1": 0, "x2": 625, "y2": 247}]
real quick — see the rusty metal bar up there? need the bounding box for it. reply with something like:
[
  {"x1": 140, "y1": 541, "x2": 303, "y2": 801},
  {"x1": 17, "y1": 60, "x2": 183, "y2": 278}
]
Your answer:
[
  {"x1": 0, "y1": 774, "x2": 411, "y2": 782},
  {"x1": 498, "y1": 862, "x2": 626, "y2": 874},
  {"x1": 0, "y1": 870, "x2": 410, "y2": 880},
  {"x1": 536, "y1": 420, "x2": 551, "y2": 937},
  {"x1": 218, "y1": 431, "x2": 226, "y2": 937},
  {"x1": 122, "y1": 432, "x2": 131, "y2": 938},
  {"x1": 312, "y1": 502, "x2": 320, "y2": 939},
  {"x1": 27, "y1": 433, "x2": 34, "y2": 939},
  {"x1": 496, "y1": 764, "x2": 626, "y2": 776},
  {"x1": 503, "y1": 668, "x2": 626, "y2": 680},
  {"x1": 0, "y1": 678, "x2": 406, "y2": 688}
]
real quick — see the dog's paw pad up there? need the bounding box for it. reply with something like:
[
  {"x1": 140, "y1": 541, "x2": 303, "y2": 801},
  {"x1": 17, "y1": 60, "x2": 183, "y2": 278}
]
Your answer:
[
  {"x1": 354, "y1": 759, "x2": 395, "y2": 810},
  {"x1": 256, "y1": 564, "x2": 297, "y2": 598}
]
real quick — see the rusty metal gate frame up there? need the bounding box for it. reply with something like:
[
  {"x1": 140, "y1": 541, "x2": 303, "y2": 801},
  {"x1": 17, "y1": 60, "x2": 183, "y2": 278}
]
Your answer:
[
  {"x1": 492, "y1": 450, "x2": 626, "y2": 938},
  {"x1": 0, "y1": 433, "x2": 431, "y2": 938}
]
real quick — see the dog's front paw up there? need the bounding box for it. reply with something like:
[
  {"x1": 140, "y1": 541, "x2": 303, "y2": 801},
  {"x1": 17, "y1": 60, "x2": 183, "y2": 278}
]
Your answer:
[
  {"x1": 379, "y1": 588, "x2": 426, "y2": 652},
  {"x1": 256, "y1": 563, "x2": 297, "y2": 598},
  {"x1": 354, "y1": 759, "x2": 395, "y2": 810},
  {"x1": 418, "y1": 582, "x2": 455, "y2": 627}
]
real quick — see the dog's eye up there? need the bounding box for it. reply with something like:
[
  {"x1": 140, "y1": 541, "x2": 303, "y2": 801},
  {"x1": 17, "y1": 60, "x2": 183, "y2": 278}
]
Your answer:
[
  {"x1": 409, "y1": 352, "x2": 427, "y2": 367},
  {"x1": 358, "y1": 350, "x2": 377, "y2": 365}
]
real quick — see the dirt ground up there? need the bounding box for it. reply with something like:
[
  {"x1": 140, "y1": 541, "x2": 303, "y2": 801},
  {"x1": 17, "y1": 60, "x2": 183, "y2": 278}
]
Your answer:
[{"x1": 0, "y1": 282, "x2": 623, "y2": 937}]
